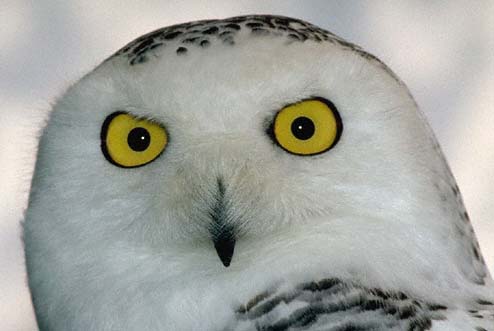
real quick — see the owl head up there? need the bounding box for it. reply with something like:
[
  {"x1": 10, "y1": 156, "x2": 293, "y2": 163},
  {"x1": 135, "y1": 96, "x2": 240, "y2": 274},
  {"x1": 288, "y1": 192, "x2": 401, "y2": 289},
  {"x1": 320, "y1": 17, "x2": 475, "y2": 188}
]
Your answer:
[{"x1": 24, "y1": 15, "x2": 490, "y2": 329}]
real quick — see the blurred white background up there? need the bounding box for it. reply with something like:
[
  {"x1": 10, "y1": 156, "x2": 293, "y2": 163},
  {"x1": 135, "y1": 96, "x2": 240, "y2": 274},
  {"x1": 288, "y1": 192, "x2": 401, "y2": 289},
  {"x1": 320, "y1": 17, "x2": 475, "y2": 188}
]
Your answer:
[{"x1": 1, "y1": 1, "x2": 493, "y2": 330}]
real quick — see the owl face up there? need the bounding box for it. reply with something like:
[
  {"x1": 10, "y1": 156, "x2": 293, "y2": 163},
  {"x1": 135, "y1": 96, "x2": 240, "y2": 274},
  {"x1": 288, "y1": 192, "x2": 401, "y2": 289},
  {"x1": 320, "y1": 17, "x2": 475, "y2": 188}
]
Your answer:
[
  {"x1": 24, "y1": 16, "x2": 486, "y2": 330},
  {"x1": 30, "y1": 30, "x2": 419, "y2": 258}
]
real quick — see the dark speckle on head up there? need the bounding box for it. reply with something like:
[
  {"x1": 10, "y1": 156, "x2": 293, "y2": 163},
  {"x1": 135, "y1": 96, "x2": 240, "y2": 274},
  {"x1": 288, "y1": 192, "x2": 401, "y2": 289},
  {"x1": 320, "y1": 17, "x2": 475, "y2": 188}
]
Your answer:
[
  {"x1": 163, "y1": 31, "x2": 183, "y2": 40},
  {"x1": 111, "y1": 14, "x2": 394, "y2": 82},
  {"x1": 133, "y1": 38, "x2": 154, "y2": 54},
  {"x1": 288, "y1": 33, "x2": 303, "y2": 41},
  {"x1": 246, "y1": 22, "x2": 264, "y2": 28},
  {"x1": 224, "y1": 23, "x2": 241, "y2": 30},
  {"x1": 251, "y1": 28, "x2": 270, "y2": 36},
  {"x1": 149, "y1": 43, "x2": 163, "y2": 50},
  {"x1": 176, "y1": 47, "x2": 187, "y2": 55},
  {"x1": 182, "y1": 37, "x2": 199, "y2": 43},
  {"x1": 202, "y1": 26, "x2": 219, "y2": 34}
]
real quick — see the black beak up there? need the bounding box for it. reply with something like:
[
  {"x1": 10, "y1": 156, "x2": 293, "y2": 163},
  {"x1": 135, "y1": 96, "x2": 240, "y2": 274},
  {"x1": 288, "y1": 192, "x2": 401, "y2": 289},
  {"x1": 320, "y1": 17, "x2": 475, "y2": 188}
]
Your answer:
[
  {"x1": 210, "y1": 178, "x2": 236, "y2": 267},
  {"x1": 213, "y1": 226, "x2": 236, "y2": 267}
]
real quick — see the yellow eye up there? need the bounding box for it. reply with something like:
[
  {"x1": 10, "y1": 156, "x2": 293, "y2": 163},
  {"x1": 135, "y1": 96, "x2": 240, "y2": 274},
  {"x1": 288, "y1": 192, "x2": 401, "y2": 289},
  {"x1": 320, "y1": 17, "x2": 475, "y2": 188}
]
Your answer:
[
  {"x1": 101, "y1": 112, "x2": 167, "y2": 168},
  {"x1": 271, "y1": 98, "x2": 343, "y2": 155},
  {"x1": 270, "y1": 98, "x2": 342, "y2": 156}
]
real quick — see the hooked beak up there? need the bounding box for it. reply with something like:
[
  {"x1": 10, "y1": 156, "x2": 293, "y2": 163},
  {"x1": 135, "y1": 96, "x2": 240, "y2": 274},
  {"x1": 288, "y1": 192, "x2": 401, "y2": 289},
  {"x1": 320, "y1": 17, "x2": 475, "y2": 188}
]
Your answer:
[
  {"x1": 209, "y1": 178, "x2": 236, "y2": 267},
  {"x1": 212, "y1": 226, "x2": 236, "y2": 267}
]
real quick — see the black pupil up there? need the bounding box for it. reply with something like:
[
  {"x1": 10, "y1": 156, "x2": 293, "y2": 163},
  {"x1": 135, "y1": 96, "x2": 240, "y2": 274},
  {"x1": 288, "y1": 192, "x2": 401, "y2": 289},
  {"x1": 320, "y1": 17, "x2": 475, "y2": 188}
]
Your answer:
[
  {"x1": 127, "y1": 127, "x2": 151, "y2": 152},
  {"x1": 291, "y1": 116, "x2": 315, "y2": 140}
]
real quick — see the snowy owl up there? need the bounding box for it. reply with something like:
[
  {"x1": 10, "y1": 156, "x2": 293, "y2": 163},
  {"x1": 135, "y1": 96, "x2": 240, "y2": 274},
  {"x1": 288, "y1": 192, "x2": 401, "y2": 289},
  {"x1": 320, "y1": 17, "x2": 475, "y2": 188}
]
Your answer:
[{"x1": 24, "y1": 15, "x2": 494, "y2": 330}]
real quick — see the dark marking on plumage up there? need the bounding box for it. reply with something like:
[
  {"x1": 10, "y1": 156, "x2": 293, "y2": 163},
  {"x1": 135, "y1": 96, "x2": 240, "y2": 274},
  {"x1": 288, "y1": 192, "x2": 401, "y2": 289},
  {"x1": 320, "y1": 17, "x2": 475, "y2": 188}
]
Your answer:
[
  {"x1": 452, "y1": 185, "x2": 459, "y2": 196},
  {"x1": 474, "y1": 277, "x2": 486, "y2": 286},
  {"x1": 251, "y1": 28, "x2": 269, "y2": 35},
  {"x1": 202, "y1": 26, "x2": 219, "y2": 34},
  {"x1": 237, "y1": 291, "x2": 273, "y2": 314},
  {"x1": 233, "y1": 277, "x2": 445, "y2": 331},
  {"x1": 129, "y1": 55, "x2": 147, "y2": 65},
  {"x1": 273, "y1": 17, "x2": 291, "y2": 26},
  {"x1": 247, "y1": 293, "x2": 298, "y2": 319},
  {"x1": 134, "y1": 48, "x2": 150, "y2": 60},
  {"x1": 163, "y1": 30, "x2": 182, "y2": 40},
  {"x1": 226, "y1": 16, "x2": 247, "y2": 23},
  {"x1": 369, "y1": 288, "x2": 392, "y2": 300},
  {"x1": 176, "y1": 47, "x2": 187, "y2": 55},
  {"x1": 143, "y1": 30, "x2": 168, "y2": 41},
  {"x1": 110, "y1": 14, "x2": 395, "y2": 76},
  {"x1": 298, "y1": 278, "x2": 341, "y2": 292},
  {"x1": 258, "y1": 301, "x2": 377, "y2": 331},
  {"x1": 287, "y1": 33, "x2": 302, "y2": 41},
  {"x1": 133, "y1": 38, "x2": 154, "y2": 54},
  {"x1": 149, "y1": 42, "x2": 163, "y2": 50},
  {"x1": 182, "y1": 37, "x2": 199, "y2": 43},
  {"x1": 398, "y1": 305, "x2": 417, "y2": 319},
  {"x1": 427, "y1": 304, "x2": 447, "y2": 311},
  {"x1": 224, "y1": 23, "x2": 241, "y2": 30},
  {"x1": 473, "y1": 244, "x2": 481, "y2": 259},
  {"x1": 475, "y1": 327, "x2": 487, "y2": 331},
  {"x1": 246, "y1": 22, "x2": 264, "y2": 28},
  {"x1": 477, "y1": 299, "x2": 494, "y2": 306},
  {"x1": 332, "y1": 324, "x2": 372, "y2": 331},
  {"x1": 120, "y1": 45, "x2": 132, "y2": 53},
  {"x1": 408, "y1": 316, "x2": 433, "y2": 330}
]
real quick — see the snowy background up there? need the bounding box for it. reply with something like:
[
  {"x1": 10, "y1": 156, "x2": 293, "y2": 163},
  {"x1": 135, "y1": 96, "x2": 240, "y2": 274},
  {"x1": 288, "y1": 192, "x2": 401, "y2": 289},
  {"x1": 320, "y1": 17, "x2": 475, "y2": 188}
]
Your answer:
[{"x1": 1, "y1": 1, "x2": 493, "y2": 329}]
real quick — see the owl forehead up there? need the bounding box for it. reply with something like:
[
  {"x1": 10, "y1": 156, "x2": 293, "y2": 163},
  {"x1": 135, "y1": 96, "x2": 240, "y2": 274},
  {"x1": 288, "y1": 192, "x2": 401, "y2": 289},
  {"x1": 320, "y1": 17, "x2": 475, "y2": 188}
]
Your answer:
[
  {"x1": 110, "y1": 15, "x2": 361, "y2": 66},
  {"x1": 103, "y1": 15, "x2": 402, "y2": 105},
  {"x1": 96, "y1": 15, "x2": 403, "y2": 133}
]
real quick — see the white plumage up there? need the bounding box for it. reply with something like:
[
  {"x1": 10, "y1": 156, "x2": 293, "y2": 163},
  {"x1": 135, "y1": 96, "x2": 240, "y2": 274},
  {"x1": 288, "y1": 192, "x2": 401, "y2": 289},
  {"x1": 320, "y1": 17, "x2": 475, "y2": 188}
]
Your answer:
[{"x1": 23, "y1": 15, "x2": 494, "y2": 330}]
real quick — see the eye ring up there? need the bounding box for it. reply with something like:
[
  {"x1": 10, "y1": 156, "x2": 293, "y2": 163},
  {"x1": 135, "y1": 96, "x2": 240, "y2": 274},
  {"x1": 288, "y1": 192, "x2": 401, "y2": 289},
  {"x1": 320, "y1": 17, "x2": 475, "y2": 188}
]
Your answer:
[
  {"x1": 267, "y1": 97, "x2": 343, "y2": 156},
  {"x1": 101, "y1": 111, "x2": 168, "y2": 168}
]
